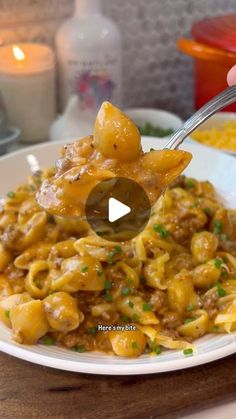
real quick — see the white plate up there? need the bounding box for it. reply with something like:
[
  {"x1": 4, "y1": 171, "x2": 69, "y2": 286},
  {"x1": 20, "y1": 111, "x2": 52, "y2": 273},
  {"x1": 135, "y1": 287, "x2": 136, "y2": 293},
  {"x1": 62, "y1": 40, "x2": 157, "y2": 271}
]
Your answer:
[{"x1": 0, "y1": 138, "x2": 235, "y2": 375}]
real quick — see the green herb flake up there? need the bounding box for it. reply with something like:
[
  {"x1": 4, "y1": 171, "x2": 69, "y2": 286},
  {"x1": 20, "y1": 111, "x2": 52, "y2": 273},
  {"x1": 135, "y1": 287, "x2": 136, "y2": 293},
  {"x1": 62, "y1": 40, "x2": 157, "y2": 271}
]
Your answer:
[
  {"x1": 203, "y1": 207, "x2": 212, "y2": 216},
  {"x1": 220, "y1": 234, "x2": 228, "y2": 241},
  {"x1": 131, "y1": 341, "x2": 139, "y2": 349},
  {"x1": 81, "y1": 265, "x2": 89, "y2": 273},
  {"x1": 183, "y1": 318, "x2": 195, "y2": 324},
  {"x1": 150, "y1": 148, "x2": 155, "y2": 151},
  {"x1": 143, "y1": 303, "x2": 153, "y2": 312},
  {"x1": 114, "y1": 245, "x2": 122, "y2": 253},
  {"x1": 74, "y1": 345, "x2": 86, "y2": 353},
  {"x1": 216, "y1": 283, "x2": 226, "y2": 297},
  {"x1": 96, "y1": 231, "x2": 106, "y2": 236},
  {"x1": 153, "y1": 223, "x2": 169, "y2": 239},
  {"x1": 211, "y1": 325, "x2": 219, "y2": 333},
  {"x1": 138, "y1": 122, "x2": 174, "y2": 138},
  {"x1": 213, "y1": 219, "x2": 223, "y2": 235},
  {"x1": 140, "y1": 275, "x2": 146, "y2": 283},
  {"x1": 107, "y1": 245, "x2": 122, "y2": 264},
  {"x1": 128, "y1": 301, "x2": 134, "y2": 309},
  {"x1": 88, "y1": 327, "x2": 97, "y2": 336},
  {"x1": 183, "y1": 348, "x2": 193, "y2": 356},
  {"x1": 186, "y1": 304, "x2": 195, "y2": 312},
  {"x1": 122, "y1": 287, "x2": 131, "y2": 296},
  {"x1": 155, "y1": 346, "x2": 162, "y2": 355},
  {"x1": 214, "y1": 258, "x2": 223, "y2": 269},
  {"x1": 104, "y1": 279, "x2": 112, "y2": 290},
  {"x1": 96, "y1": 269, "x2": 104, "y2": 277},
  {"x1": 29, "y1": 185, "x2": 36, "y2": 192},
  {"x1": 103, "y1": 293, "x2": 113, "y2": 302},
  {"x1": 4, "y1": 310, "x2": 10, "y2": 319},
  {"x1": 185, "y1": 179, "x2": 195, "y2": 189},
  {"x1": 132, "y1": 314, "x2": 140, "y2": 322},
  {"x1": 42, "y1": 336, "x2": 55, "y2": 346},
  {"x1": 120, "y1": 315, "x2": 130, "y2": 322},
  {"x1": 7, "y1": 191, "x2": 15, "y2": 198}
]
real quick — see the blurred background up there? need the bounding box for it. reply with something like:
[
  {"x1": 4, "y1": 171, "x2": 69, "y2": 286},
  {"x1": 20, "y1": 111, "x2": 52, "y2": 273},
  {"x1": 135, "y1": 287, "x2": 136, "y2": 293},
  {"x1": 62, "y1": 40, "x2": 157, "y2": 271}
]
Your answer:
[{"x1": 0, "y1": 0, "x2": 236, "y2": 118}]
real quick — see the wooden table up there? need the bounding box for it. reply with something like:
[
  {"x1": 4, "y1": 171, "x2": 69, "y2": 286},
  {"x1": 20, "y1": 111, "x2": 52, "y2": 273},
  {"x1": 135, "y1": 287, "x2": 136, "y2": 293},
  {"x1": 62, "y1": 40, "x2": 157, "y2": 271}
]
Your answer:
[{"x1": 0, "y1": 352, "x2": 235, "y2": 418}]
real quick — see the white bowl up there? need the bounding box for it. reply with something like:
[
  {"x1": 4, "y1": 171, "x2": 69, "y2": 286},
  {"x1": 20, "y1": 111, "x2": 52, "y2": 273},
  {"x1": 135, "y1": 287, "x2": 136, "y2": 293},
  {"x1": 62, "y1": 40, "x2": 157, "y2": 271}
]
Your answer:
[
  {"x1": 189, "y1": 112, "x2": 236, "y2": 156},
  {"x1": 0, "y1": 139, "x2": 236, "y2": 375},
  {"x1": 124, "y1": 108, "x2": 183, "y2": 138}
]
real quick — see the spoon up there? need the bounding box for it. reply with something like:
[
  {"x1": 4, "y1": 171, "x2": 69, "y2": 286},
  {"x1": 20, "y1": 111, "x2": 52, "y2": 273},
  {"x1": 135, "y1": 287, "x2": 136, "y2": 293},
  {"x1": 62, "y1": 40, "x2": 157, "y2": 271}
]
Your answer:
[{"x1": 165, "y1": 85, "x2": 236, "y2": 150}]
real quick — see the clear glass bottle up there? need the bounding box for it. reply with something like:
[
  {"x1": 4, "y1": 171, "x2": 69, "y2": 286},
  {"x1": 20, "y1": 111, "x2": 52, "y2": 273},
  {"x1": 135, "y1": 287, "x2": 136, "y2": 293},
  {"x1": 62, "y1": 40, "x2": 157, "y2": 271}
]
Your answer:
[{"x1": 56, "y1": 0, "x2": 122, "y2": 122}]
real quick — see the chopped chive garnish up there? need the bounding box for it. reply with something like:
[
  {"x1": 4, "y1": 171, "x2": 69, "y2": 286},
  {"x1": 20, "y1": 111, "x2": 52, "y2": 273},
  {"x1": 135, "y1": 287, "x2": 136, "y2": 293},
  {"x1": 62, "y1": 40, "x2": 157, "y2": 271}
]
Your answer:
[
  {"x1": 216, "y1": 282, "x2": 226, "y2": 297},
  {"x1": 211, "y1": 325, "x2": 219, "y2": 333},
  {"x1": 96, "y1": 231, "x2": 106, "y2": 236},
  {"x1": 97, "y1": 269, "x2": 104, "y2": 277},
  {"x1": 155, "y1": 346, "x2": 162, "y2": 355},
  {"x1": 220, "y1": 234, "x2": 228, "y2": 241},
  {"x1": 4, "y1": 310, "x2": 10, "y2": 319},
  {"x1": 185, "y1": 179, "x2": 195, "y2": 189},
  {"x1": 128, "y1": 301, "x2": 134, "y2": 308},
  {"x1": 150, "y1": 148, "x2": 155, "y2": 151},
  {"x1": 87, "y1": 327, "x2": 97, "y2": 336},
  {"x1": 42, "y1": 336, "x2": 55, "y2": 345},
  {"x1": 7, "y1": 191, "x2": 15, "y2": 198},
  {"x1": 183, "y1": 348, "x2": 193, "y2": 356},
  {"x1": 131, "y1": 341, "x2": 139, "y2": 349},
  {"x1": 104, "y1": 279, "x2": 112, "y2": 290},
  {"x1": 107, "y1": 246, "x2": 122, "y2": 263},
  {"x1": 203, "y1": 207, "x2": 212, "y2": 216},
  {"x1": 213, "y1": 219, "x2": 223, "y2": 235},
  {"x1": 183, "y1": 318, "x2": 195, "y2": 324},
  {"x1": 122, "y1": 287, "x2": 131, "y2": 296},
  {"x1": 114, "y1": 245, "x2": 122, "y2": 253},
  {"x1": 153, "y1": 223, "x2": 169, "y2": 238},
  {"x1": 140, "y1": 275, "x2": 146, "y2": 283},
  {"x1": 143, "y1": 303, "x2": 153, "y2": 312},
  {"x1": 120, "y1": 315, "x2": 130, "y2": 322},
  {"x1": 132, "y1": 314, "x2": 140, "y2": 321},
  {"x1": 214, "y1": 258, "x2": 223, "y2": 269},
  {"x1": 186, "y1": 304, "x2": 195, "y2": 312},
  {"x1": 103, "y1": 292, "x2": 112, "y2": 302},
  {"x1": 81, "y1": 265, "x2": 88, "y2": 273},
  {"x1": 74, "y1": 345, "x2": 86, "y2": 353}
]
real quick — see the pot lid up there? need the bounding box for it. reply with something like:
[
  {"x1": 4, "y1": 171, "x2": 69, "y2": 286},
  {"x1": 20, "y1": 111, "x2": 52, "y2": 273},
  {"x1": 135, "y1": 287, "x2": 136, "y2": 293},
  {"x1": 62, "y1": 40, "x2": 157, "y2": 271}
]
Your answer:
[{"x1": 192, "y1": 14, "x2": 236, "y2": 52}]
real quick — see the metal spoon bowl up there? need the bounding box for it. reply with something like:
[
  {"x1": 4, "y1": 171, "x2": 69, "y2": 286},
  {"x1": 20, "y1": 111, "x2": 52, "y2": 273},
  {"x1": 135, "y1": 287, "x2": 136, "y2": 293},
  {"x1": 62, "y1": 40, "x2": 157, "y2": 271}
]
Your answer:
[{"x1": 165, "y1": 85, "x2": 236, "y2": 150}]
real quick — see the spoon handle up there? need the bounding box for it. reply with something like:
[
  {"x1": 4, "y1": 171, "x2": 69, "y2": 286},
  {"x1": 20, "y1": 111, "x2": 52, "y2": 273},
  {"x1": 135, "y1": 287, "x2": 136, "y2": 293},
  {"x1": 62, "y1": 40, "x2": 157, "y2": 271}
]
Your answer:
[{"x1": 165, "y1": 85, "x2": 236, "y2": 150}]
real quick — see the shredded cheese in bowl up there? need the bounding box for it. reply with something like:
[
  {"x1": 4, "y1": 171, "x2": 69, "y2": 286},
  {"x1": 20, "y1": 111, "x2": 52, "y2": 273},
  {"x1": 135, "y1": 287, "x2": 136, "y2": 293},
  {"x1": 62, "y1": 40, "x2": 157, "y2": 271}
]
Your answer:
[{"x1": 191, "y1": 121, "x2": 236, "y2": 152}]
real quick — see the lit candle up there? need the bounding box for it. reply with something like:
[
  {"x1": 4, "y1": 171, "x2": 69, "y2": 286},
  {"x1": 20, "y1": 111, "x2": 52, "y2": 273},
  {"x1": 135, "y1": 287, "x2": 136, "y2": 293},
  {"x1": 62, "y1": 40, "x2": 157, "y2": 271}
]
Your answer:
[{"x1": 0, "y1": 43, "x2": 56, "y2": 143}]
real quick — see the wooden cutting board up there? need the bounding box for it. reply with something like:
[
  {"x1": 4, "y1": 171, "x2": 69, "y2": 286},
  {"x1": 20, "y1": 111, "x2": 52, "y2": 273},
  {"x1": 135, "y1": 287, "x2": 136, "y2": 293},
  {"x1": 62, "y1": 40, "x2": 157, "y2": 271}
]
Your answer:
[{"x1": 0, "y1": 352, "x2": 235, "y2": 418}]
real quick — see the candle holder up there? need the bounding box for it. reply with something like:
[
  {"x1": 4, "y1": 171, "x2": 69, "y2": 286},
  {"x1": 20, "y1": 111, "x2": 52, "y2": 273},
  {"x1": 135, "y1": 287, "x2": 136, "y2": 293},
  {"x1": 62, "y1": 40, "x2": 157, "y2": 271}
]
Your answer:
[
  {"x1": 0, "y1": 90, "x2": 21, "y2": 155},
  {"x1": 0, "y1": 43, "x2": 56, "y2": 144}
]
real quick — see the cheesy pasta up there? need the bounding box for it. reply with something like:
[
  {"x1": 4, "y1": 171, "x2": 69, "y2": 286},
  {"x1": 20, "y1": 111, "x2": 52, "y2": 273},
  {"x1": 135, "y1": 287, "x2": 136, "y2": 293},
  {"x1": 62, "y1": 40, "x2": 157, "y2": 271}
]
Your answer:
[{"x1": 0, "y1": 103, "x2": 236, "y2": 358}]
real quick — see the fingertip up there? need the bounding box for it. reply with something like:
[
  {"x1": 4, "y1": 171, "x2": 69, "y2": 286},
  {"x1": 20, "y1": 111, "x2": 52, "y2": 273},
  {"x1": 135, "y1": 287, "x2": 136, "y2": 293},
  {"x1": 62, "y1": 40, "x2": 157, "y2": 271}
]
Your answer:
[{"x1": 227, "y1": 64, "x2": 236, "y2": 86}]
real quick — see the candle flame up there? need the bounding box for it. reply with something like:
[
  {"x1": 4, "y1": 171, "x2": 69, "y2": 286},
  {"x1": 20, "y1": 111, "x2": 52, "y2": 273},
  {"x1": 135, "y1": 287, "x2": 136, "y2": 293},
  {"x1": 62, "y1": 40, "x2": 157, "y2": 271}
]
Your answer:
[{"x1": 12, "y1": 45, "x2": 25, "y2": 61}]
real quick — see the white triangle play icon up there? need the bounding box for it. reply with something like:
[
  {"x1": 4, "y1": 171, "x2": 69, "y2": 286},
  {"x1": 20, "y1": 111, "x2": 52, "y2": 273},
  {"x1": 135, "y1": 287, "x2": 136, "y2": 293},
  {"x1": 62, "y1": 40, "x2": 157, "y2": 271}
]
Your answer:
[{"x1": 108, "y1": 197, "x2": 131, "y2": 222}]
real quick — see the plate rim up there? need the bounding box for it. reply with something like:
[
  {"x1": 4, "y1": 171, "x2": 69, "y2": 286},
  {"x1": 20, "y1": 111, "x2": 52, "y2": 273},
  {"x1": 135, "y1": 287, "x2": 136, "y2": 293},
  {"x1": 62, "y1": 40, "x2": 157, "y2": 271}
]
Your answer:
[{"x1": 0, "y1": 337, "x2": 235, "y2": 375}]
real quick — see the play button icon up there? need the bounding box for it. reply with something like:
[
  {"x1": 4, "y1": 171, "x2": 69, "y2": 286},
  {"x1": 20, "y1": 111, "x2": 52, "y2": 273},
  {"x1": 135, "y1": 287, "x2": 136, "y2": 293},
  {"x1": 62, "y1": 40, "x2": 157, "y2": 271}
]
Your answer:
[
  {"x1": 85, "y1": 177, "x2": 151, "y2": 242},
  {"x1": 108, "y1": 198, "x2": 131, "y2": 222}
]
